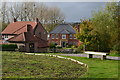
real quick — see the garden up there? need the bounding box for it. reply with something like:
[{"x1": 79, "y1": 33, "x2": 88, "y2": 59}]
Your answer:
[
  {"x1": 1, "y1": 51, "x2": 119, "y2": 79},
  {"x1": 2, "y1": 51, "x2": 87, "y2": 78}
]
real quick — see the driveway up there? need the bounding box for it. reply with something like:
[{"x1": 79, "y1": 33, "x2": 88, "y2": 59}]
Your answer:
[{"x1": 58, "y1": 54, "x2": 120, "y2": 60}]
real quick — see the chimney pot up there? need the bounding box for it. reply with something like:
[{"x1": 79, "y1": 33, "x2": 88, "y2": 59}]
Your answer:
[
  {"x1": 35, "y1": 18, "x2": 39, "y2": 22},
  {"x1": 13, "y1": 18, "x2": 17, "y2": 22},
  {"x1": 26, "y1": 24, "x2": 31, "y2": 32}
]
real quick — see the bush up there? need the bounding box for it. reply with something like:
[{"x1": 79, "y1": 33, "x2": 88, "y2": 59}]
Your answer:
[
  {"x1": 74, "y1": 45, "x2": 84, "y2": 53},
  {"x1": 112, "y1": 44, "x2": 120, "y2": 51},
  {"x1": 1, "y1": 44, "x2": 18, "y2": 51},
  {"x1": 110, "y1": 50, "x2": 120, "y2": 55},
  {"x1": 67, "y1": 44, "x2": 73, "y2": 48},
  {"x1": 49, "y1": 43, "x2": 56, "y2": 48}
]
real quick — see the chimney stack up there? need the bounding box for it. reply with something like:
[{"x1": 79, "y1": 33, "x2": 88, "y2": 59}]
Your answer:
[
  {"x1": 35, "y1": 18, "x2": 39, "y2": 22},
  {"x1": 26, "y1": 24, "x2": 31, "y2": 32},
  {"x1": 13, "y1": 18, "x2": 17, "y2": 22}
]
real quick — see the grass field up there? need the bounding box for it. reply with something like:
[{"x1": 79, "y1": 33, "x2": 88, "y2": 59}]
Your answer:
[
  {"x1": 1, "y1": 51, "x2": 119, "y2": 79},
  {"x1": 2, "y1": 51, "x2": 87, "y2": 78},
  {"x1": 62, "y1": 56, "x2": 119, "y2": 78}
]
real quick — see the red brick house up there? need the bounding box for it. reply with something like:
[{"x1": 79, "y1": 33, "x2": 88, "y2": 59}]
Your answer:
[
  {"x1": 1, "y1": 18, "x2": 48, "y2": 52},
  {"x1": 49, "y1": 24, "x2": 81, "y2": 47}
]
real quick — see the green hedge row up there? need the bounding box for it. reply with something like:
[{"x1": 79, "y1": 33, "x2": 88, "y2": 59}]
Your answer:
[{"x1": 0, "y1": 44, "x2": 18, "y2": 51}]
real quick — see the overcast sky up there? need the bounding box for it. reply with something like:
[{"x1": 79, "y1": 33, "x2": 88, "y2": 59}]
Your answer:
[{"x1": 45, "y1": 2, "x2": 107, "y2": 22}]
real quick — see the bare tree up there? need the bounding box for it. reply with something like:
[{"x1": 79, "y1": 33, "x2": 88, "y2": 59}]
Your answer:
[
  {"x1": 1, "y1": 2, "x2": 65, "y2": 32},
  {"x1": 48, "y1": 6, "x2": 65, "y2": 24},
  {"x1": 1, "y1": 2, "x2": 7, "y2": 23}
]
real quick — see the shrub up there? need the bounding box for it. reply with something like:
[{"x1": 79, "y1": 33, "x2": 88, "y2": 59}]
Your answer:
[
  {"x1": 1, "y1": 44, "x2": 18, "y2": 51},
  {"x1": 74, "y1": 45, "x2": 84, "y2": 53},
  {"x1": 110, "y1": 50, "x2": 120, "y2": 55},
  {"x1": 112, "y1": 44, "x2": 120, "y2": 51},
  {"x1": 49, "y1": 43, "x2": 56, "y2": 48},
  {"x1": 67, "y1": 44, "x2": 73, "y2": 48}
]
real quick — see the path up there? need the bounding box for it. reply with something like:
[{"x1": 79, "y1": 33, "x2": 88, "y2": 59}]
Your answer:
[{"x1": 58, "y1": 54, "x2": 120, "y2": 60}]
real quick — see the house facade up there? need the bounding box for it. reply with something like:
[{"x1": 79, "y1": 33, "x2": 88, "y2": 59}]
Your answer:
[
  {"x1": 1, "y1": 18, "x2": 48, "y2": 52},
  {"x1": 49, "y1": 24, "x2": 81, "y2": 47}
]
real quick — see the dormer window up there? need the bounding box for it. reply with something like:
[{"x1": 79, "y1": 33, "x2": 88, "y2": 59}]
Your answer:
[
  {"x1": 62, "y1": 34, "x2": 66, "y2": 39},
  {"x1": 69, "y1": 34, "x2": 72, "y2": 39},
  {"x1": 52, "y1": 34, "x2": 54, "y2": 39},
  {"x1": 73, "y1": 34, "x2": 77, "y2": 39},
  {"x1": 56, "y1": 34, "x2": 58, "y2": 39}
]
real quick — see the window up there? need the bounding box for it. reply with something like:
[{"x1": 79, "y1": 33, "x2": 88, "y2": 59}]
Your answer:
[
  {"x1": 74, "y1": 37, "x2": 77, "y2": 39},
  {"x1": 3, "y1": 40, "x2": 8, "y2": 43},
  {"x1": 44, "y1": 32, "x2": 46, "y2": 34},
  {"x1": 69, "y1": 34, "x2": 73, "y2": 39},
  {"x1": 4, "y1": 35, "x2": 8, "y2": 38},
  {"x1": 52, "y1": 34, "x2": 55, "y2": 39},
  {"x1": 73, "y1": 35, "x2": 77, "y2": 39},
  {"x1": 62, "y1": 34, "x2": 66, "y2": 39},
  {"x1": 56, "y1": 34, "x2": 58, "y2": 39}
]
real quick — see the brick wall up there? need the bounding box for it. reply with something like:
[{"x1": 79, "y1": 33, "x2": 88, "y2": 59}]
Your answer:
[{"x1": 49, "y1": 34, "x2": 80, "y2": 46}]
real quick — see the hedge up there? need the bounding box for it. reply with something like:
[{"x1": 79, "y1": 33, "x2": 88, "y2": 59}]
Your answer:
[{"x1": 0, "y1": 44, "x2": 18, "y2": 51}]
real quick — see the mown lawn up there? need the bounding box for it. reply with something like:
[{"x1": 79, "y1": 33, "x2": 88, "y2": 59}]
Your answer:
[
  {"x1": 2, "y1": 51, "x2": 87, "y2": 78},
  {"x1": 61, "y1": 56, "x2": 119, "y2": 78},
  {"x1": 108, "y1": 53, "x2": 120, "y2": 57}
]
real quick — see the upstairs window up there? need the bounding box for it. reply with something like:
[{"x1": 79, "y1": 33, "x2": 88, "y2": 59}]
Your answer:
[
  {"x1": 4, "y1": 35, "x2": 8, "y2": 38},
  {"x1": 62, "y1": 34, "x2": 66, "y2": 39},
  {"x1": 56, "y1": 34, "x2": 59, "y2": 39},
  {"x1": 73, "y1": 35, "x2": 77, "y2": 39},
  {"x1": 52, "y1": 34, "x2": 55, "y2": 39},
  {"x1": 69, "y1": 34, "x2": 73, "y2": 39}
]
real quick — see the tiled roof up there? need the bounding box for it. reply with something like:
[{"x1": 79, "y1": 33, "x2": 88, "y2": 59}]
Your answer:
[
  {"x1": 7, "y1": 32, "x2": 38, "y2": 42},
  {"x1": 59, "y1": 29, "x2": 70, "y2": 34},
  {"x1": 7, "y1": 32, "x2": 48, "y2": 47},
  {"x1": 50, "y1": 24, "x2": 76, "y2": 34},
  {"x1": 2, "y1": 21, "x2": 37, "y2": 34},
  {"x1": 2, "y1": 20, "x2": 48, "y2": 48},
  {"x1": 7, "y1": 33, "x2": 26, "y2": 42}
]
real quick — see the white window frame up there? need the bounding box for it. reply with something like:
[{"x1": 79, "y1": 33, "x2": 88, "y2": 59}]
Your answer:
[
  {"x1": 62, "y1": 34, "x2": 66, "y2": 39},
  {"x1": 74, "y1": 37, "x2": 77, "y2": 39},
  {"x1": 56, "y1": 34, "x2": 58, "y2": 39},
  {"x1": 5, "y1": 35, "x2": 8, "y2": 38},
  {"x1": 4, "y1": 35, "x2": 8, "y2": 40},
  {"x1": 73, "y1": 35, "x2": 77, "y2": 39},
  {"x1": 52, "y1": 34, "x2": 55, "y2": 39},
  {"x1": 69, "y1": 34, "x2": 73, "y2": 39}
]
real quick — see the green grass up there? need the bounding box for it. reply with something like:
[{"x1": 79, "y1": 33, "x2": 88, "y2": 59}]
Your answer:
[
  {"x1": 108, "y1": 53, "x2": 120, "y2": 57},
  {"x1": 1, "y1": 51, "x2": 119, "y2": 79},
  {"x1": 2, "y1": 51, "x2": 87, "y2": 78},
  {"x1": 61, "y1": 56, "x2": 119, "y2": 78}
]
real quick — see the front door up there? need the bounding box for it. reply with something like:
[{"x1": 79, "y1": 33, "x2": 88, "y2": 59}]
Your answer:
[
  {"x1": 29, "y1": 43, "x2": 34, "y2": 52},
  {"x1": 62, "y1": 41, "x2": 66, "y2": 47}
]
